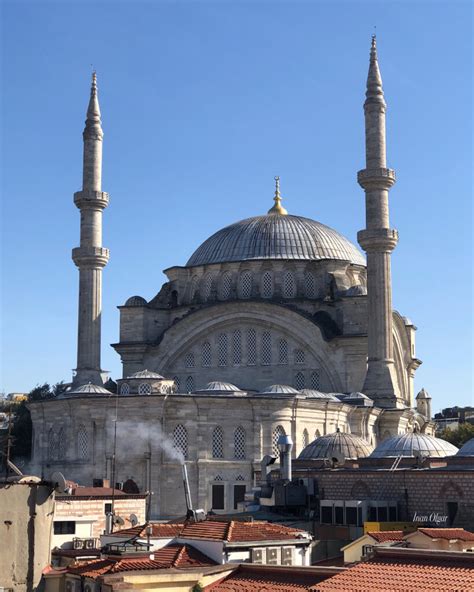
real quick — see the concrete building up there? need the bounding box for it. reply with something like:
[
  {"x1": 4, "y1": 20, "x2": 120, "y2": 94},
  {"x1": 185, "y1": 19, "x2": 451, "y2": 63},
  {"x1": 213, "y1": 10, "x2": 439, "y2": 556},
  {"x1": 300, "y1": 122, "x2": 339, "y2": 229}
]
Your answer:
[{"x1": 28, "y1": 38, "x2": 436, "y2": 518}]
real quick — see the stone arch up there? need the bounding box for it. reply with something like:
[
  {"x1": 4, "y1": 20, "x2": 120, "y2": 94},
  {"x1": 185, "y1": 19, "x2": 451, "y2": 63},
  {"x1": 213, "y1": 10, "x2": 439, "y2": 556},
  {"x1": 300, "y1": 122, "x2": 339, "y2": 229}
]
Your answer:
[
  {"x1": 440, "y1": 480, "x2": 464, "y2": 500},
  {"x1": 350, "y1": 480, "x2": 372, "y2": 499}
]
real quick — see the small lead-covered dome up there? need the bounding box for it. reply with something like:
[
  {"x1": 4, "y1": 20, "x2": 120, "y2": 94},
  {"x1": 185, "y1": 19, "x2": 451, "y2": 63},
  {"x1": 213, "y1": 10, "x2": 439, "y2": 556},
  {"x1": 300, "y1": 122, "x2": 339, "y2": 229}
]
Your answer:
[
  {"x1": 299, "y1": 430, "x2": 373, "y2": 461},
  {"x1": 194, "y1": 381, "x2": 243, "y2": 394},
  {"x1": 187, "y1": 215, "x2": 365, "y2": 267},
  {"x1": 300, "y1": 389, "x2": 340, "y2": 402},
  {"x1": 62, "y1": 383, "x2": 112, "y2": 398},
  {"x1": 370, "y1": 432, "x2": 458, "y2": 459},
  {"x1": 456, "y1": 438, "x2": 474, "y2": 457},
  {"x1": 259, "y1": 384, "x2": 300, "y2": 395},
  {"x1": 124, "y1": 295, "x2": 147, "y2": 307},
  {"x1": 127, "y1": 369, "x2": 164, "y2": 380}
]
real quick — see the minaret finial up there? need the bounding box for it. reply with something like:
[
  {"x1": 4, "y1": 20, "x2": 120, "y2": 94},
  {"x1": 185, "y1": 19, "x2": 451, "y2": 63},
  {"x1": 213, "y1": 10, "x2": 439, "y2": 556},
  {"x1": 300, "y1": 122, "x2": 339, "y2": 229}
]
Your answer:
[
  {"x1": 366, "y1": 34, "x2": 385, "y2": 106},
  {"x1": 268, "y1": 175, "x2": 288, "y2": 215},
  {"x1": 85, "y1": 71, "x2": 102, "y2": 132}
]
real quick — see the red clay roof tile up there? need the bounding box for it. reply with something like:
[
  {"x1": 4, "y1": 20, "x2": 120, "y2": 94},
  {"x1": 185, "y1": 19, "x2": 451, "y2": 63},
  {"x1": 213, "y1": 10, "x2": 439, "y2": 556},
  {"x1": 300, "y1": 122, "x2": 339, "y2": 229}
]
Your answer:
[
  {"x1": 417, "y1": 528, "x2": 474, "y2": 541},
  {"x1": 367, "y1": 530, "x2": 405, "y2": 543}
]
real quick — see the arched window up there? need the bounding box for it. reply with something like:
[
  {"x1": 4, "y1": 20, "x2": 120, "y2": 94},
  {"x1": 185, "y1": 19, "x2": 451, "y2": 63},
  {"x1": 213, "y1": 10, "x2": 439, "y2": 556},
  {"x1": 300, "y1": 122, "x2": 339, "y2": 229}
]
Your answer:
[
  {"x1": 234, "y1": 426, "x2": 246, "y2": 459},
  {"x1": 201, "y1": 342, "x2": 212, "y2": 367},
  {"x1": 185, "y1": 376, "x2": 194, "y2": 392},
  {"x1": 283, "y1": 271, "x2": 296, "y2": 298},
  {"x1": 77, "y1": 425, "x2": 88, "y2": 460},
  {"x1": 294, "y1": 349, "x2": 305, "y2": 365},
  {"x1": 219, "y1": 272, "x2": 232, "y2": 300},
  {"x1": 261, "y1": 332, "x2": 272, "y2": 366},
  {"x1": 185, "y1": 352, "x2": 195, "y2": 368},
  {"x1": 57, "y1": 428, "x2": 66, "y2": 460},
  {"x1": 278, "y1": 339, "x2": 288, "y2": 365},
  {"x1": 239, "y1": 271, "x2": 253, "y2": 299},
  {"x1": 262, "y1": 272, "x2": 273, "y2": 298},
  {"x1": 218, "y1": 333, "x2": 228, "y2": 366},
  {"x1": 310, "y1": 371, "x2": 321, "y2": 390},
  {"x1": 212, "y1": 426, "x2": 224, "y2": 458},
  {"x1": 314, "y1": 429, "x2": 321, "y2": 439},
  {"x1": 201, "y1": 274, "x2": 213, "y2": 301},
  {"x1": 48, "y1": 428, "x2": 57, "y2": 461},
  {"x1": 247, "y1": 328, "x2": 257, "y2": 366},
  {"x1": 272, "y1": 425, "x2": 286, "y2": 456},
  {"x1": 232, "y1": 330, "x2": 242, "y2": 365},
  {"x1": 120, "y1": 382, "x2": 130, "y2": 395},
  {"x1": 173, "y1": 424, "x2": 188, "y2": 459},
  {"x1": 294, "y1": 372, "x2": 305, "y2": 390},
  {"x1": 304, "y1": 272, "x2": 316, "y2": 298},
  {"x1": 138, "y1": 382, "x2": 152, "y2": 395},
  {"x1": 302, "y1": 428, "x2": 309, "y2": 449},
  {"x1": 173, "y1": 376, "x2": 180, "y2": 392}
]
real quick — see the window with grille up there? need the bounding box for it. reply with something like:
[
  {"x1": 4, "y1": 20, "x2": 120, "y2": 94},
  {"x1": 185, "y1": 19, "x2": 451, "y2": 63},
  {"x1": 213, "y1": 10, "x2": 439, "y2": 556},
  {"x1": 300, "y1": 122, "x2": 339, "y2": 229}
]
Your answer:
[
  {"x1": 234, "y1": 426, "x2": 246, "y2": 459},
  {"x1": 239, "y1": 271, "x2": 253, "y2": 299},
  {"x1": 219, "y1": 273, "x2": 232, "y2": 300},
  {"x1": 218, "y1": 333, "x2": 228, "y2": 366},
  {"x1": 302, "y1": 428, "x2": 309, "y2": 449},
  {"x1": 48, "y1": 428, "x2": 57, "y2": 460},
  {"x1": 261, "y1": 332, "x2": 272, "y2": 366},
  {"x1": 185, "y1": 352, "x2": 195, "y2": 368},
  {"x1": 232, "y1": 330, "x2": 242, "y2": 365},
  {"x1": 120, "y1": 382, "x2": 130, "y2": 395},
  {"x1": 212, "y1": 426, "x2": 224, "y2": 458},
  {"x1": 294, "y1": 349, "x2": 305, "y2": 364},
  {"x1": 278, "y1": 339, "x2": 288, "y2": 365},
  {"x1": 304, "y1": 272, "x2": 316, "y2": 298},
  {"x1": 294, "y1": 372, "x2": 305, "y2": 390},
  {"x1": 185, "y1": 376, "x2": 194, "y2": 392},
  {"x1": 138, "y1": 382, "x2": 152, "y2": 395},
  {"x1": 283, "y1": 271, "x2": 296, "y2": 298},
  {"x1": 235, "y1": 474, "x2": 245, "y2": 481},
  {"x1": 262, "y1": 271, "x2": 273, "y2": 298},
  {"x1": 201, "y1": 274, "x2": 213, "y2": 301},
  {"x1": 272, "y1": 425, "x2": 286, "y2": 456},
  {"x1": 77, "y1": 425, "x2": 88, "y2": 459},
  {"x1": 57, "y1": 428, "x2": 66, "y2": 460},
  {"x1": 214, "y1": 474, "x2": 223, "y2": 481},
  {"x1": 173, "y1": 424, "x2": 188, "y2": 459},
  {"x1": 310, "y1": 371, "x2": 321, "y2": 390},
  {"x1": 173, "y1": 376, "x2": 180, "y2": 392},
  {"x1": 201, "y1": 342, "x2": 212, "y2": 367},
  {"x1": 247, "y1": 329, "x2": 257, "y2": 365},
  {"x1": 315, "y1": 429, "x2": 321, "y2": 439}
]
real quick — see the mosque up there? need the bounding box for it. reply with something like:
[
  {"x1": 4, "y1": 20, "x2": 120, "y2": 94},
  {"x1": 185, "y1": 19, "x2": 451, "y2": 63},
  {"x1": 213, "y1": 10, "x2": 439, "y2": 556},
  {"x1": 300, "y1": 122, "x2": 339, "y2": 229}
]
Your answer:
[{"x1": 28, "y1": 38, "x2": 446, "y2": 518}]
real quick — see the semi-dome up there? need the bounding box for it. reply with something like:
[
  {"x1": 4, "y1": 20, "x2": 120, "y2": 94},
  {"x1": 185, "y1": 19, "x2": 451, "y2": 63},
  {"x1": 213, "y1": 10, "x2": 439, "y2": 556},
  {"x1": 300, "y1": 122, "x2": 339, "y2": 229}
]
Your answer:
[
  {"x1": 124, "y1": 295, "x2": 147, "y2": 307},
  {"x1": 194, "y1": 381, "x2": 243, "y2": 393},
  {"x1": 370, "y1": 432, "x2": 459, "y2": 459},
  {"x1": 456, "y1": 438, "x2": 474, "y2": 456},
  {"x1": 298, "y1": 430, "x2": 373, "y2": 461},
  {"x1": 187, "y1": 214, "x2": 365, "y2": 267}
]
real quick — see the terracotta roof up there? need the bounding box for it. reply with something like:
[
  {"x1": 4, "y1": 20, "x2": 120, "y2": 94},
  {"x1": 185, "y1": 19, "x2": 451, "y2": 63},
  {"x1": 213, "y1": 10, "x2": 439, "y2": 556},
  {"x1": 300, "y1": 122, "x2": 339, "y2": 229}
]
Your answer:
[
  {"x1": 312, "y1": 550, "x2": 474, "y2": 591},
  {"x1": 68, "y1": 544, "x2": 216, "y2": 579},
  {"x1": 367, "y1": 530, "x2": 405, "y2": 543},
  {"x1": 107, "y1": 523, "x2": 183, "y2": 539},
  {"x1": 417, "y1": 528, "x2": 474, "y2": 541},
  {"x1": 206, "y1": 565, "x2": 334, "y2": 591}
]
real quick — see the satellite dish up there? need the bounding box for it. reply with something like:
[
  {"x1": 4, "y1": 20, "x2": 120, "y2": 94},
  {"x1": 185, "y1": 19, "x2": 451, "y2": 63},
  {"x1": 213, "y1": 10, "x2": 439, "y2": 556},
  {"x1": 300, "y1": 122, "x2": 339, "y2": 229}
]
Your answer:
[
  {"x1": 51, "y1": 471, "x2": 68, "y2": 494},
  {"x1": 129, "y1": 513, "x2": 138, "y2": 527},
  {"x1": 330, "y1": 451, "x2": 346, "y2": 467},
  {"x1": 113, "y1": 515, "x2": 125, "y2": 526}
]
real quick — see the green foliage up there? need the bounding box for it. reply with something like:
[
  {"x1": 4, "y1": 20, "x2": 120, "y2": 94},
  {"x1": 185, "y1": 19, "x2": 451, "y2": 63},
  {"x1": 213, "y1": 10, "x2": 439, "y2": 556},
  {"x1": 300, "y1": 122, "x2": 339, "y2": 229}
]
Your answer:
[
  {"x1": 439, "y1": 423, "x2": 474, "y2": 448},
  {"x1": 192, "y1": 583, "x2": 204, "y2": 592},
  {"x1": 11, "y1": 402, "x2": 32, "y2": 459}
]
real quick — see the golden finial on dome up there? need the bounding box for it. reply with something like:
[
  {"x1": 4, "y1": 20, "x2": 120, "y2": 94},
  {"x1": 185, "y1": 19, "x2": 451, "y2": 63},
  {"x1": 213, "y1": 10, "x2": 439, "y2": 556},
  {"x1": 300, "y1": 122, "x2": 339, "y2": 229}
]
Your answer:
[{"x1": 268, "y1": 175, "x2": 288, "y2": 215}]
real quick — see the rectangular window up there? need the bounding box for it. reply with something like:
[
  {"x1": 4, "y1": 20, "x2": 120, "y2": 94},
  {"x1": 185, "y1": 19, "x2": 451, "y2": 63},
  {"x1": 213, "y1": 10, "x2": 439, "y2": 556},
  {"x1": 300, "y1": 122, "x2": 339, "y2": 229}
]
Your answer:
[
  {"x1": 234, "y1": 484, "x2": 246, "y2": 510},
  {"x1": 212, "y1": 484, "x2": 225, "y2": 510},
  {"x1": 321, "y1": 505, "x2": 333, "y2": 524},
  {"x1": 368, "y1": 506, "x2": 377, "y2": 522},
  {"x1": 54, "y1": 521, "x2": 76, "y2": 535},
  {"x1": 389, "y1": 506, "x2": 397, "y2": 521},
  {"x1": 104, "y1": 503, "x2": 112, "y2": 514},
  {"x1": 345, "y1": 506, "x2": 358, "y2": 526},
  {"x1": 378, "y1": 506, "x2": 388, "y2": 522},
  {"x1": 334, "y1": 505, "x2": 344, "y2": 525}
]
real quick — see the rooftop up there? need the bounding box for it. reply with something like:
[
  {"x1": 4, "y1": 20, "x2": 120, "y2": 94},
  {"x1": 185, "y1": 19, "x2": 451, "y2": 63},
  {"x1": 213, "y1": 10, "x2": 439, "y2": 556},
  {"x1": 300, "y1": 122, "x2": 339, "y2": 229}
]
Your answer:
[
  {"x1": 415, "y1": 528, "x2": 474, "y2": 542},
  {"x1": 367, "y1": 530, "x2": 405, "y2": 543}
]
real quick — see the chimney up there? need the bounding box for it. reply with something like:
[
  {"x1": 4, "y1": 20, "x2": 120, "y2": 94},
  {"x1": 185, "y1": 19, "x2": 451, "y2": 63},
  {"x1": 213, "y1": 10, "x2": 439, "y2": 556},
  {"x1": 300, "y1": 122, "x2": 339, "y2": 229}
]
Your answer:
[{"x1": 277, "y1": 435, "x2": 293, "y2": 481}]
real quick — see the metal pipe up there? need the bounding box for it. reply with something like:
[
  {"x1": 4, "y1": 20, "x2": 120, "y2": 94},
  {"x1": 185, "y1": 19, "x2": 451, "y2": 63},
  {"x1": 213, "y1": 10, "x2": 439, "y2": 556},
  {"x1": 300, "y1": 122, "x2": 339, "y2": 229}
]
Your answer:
[
  {"x1": 182, "y1": 463, "x2": 193, "y2": 516},
  {"x1": 278, "y1": 435, "x2": 293, "y2": 482}
]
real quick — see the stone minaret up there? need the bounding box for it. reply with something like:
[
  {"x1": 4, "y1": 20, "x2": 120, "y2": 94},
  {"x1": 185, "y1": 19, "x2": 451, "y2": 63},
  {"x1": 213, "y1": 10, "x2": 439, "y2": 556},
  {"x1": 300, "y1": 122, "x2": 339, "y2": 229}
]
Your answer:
[
  {"x1": 72, "y1": 73, "x2": 109, "y2": 386},
  {"x1": 357, "y1": 37, "x2": 402, "y2": 408}
]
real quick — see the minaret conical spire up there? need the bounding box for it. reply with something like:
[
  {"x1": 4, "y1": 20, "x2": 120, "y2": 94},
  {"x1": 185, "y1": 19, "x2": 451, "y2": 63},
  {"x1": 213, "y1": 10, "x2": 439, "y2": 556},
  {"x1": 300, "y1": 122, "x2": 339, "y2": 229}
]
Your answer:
[
  {"x1": 84, "y1": 72, "x2": 102, "y2": 135},
  {"x1": 365, "y1": 36, "x2": 385, "y2": 106}
]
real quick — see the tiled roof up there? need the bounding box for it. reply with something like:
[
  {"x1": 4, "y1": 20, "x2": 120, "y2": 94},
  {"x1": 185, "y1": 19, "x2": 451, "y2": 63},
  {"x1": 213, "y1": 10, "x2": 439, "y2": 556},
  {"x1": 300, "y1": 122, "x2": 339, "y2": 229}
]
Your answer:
[
  {"x1": 417, "y1": 528, "x2": 474, "y2": 541},
  {"x1": 312, "y1": 551, "x2": 474, "y2": 591},
  {"x1": 107, "y1": 523, "x2": 183, "y2": 539},
  {"x1": 205, "y1": 565, "x2": 334, "y2": 591},
  {"x1": 68, "y1": 544, "x2": 216, "y2": 578},
  {"x1": 367, "y1": 530, "x2": 405, "y2": 543}
]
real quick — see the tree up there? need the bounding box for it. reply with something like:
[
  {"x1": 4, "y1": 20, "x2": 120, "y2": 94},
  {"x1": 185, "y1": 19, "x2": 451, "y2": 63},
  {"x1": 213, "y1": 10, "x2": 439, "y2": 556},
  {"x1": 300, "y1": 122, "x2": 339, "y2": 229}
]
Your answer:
[{"x1": 439, "y1": 423, "x2": 474, "y2": 448}]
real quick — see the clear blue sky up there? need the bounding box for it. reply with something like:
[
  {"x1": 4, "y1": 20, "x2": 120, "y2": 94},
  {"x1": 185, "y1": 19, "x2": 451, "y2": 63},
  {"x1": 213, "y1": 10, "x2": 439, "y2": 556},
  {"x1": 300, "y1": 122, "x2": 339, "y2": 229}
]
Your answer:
[{"x1": 1, "y1": 0, "x2": 472, "y2": 413}]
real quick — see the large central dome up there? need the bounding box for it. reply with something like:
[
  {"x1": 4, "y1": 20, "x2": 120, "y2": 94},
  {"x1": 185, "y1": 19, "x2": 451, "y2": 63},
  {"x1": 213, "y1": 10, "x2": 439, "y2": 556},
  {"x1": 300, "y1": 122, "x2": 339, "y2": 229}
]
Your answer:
[{"x1": 187, "y1": 214, "x2": 365, "y2": 267}]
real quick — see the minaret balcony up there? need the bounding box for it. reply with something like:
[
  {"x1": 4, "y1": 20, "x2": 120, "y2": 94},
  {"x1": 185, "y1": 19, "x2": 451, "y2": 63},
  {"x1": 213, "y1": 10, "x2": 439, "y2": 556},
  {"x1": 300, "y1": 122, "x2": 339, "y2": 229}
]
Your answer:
[
  {"x1": 72, "y1": 246, "x2": 110, "y2": 268},
  {"x1": 357, "y1": 228, "x2": 398, "y2": 253},
  {"x1": 74, "y1": 190, "x2": 109, "y2": 210},
  {"x1": 357, "y1": 168, "x2": 396, "y2": 190}
]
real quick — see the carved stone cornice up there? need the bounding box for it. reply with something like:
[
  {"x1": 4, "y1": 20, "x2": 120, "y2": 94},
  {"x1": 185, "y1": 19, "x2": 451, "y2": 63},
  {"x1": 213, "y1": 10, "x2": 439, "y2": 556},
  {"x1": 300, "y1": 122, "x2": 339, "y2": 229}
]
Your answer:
[
  {"x1": 74, "y1": 190, "x2": 109, "y2": 210},
  {"x1": 357, "y1": 228, "x2": 399, "y2": 253},
  {"x1": 72, "y1": 246, "x2": 110, "y2": 268},
  {"x1": 357, "y1": 168, "x2": 396, "y2": 190}
]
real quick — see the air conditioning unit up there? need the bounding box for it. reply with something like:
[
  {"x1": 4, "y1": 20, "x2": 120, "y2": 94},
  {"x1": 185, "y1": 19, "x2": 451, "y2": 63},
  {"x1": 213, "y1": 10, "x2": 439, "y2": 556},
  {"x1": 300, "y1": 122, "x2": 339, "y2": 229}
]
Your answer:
[
  {"x1": 251, "y1": 547, "x2": 265, "y2": 564},
  {"x1": 73, "y1": 539, "x2": 84, "y2": 550},
  {"x1": 85, "y1": 538, "x2": 95, "y2": 549},
  {"x1": 266, "y1": 547, "x2": 280, "y2": 565},
  {"x1": 281, "y1": 546, "x2": 294, "y2": 566}
]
